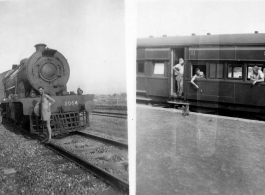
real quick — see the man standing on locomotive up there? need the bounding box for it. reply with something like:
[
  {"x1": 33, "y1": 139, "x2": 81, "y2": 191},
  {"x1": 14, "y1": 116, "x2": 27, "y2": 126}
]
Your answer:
[
  {"x1": 250, "y1": 66, "x2": 264, "y2": 86},
  {"x1": 37, "y1": 86, "x2": 55, "y2": 143},
  {"x1": 173, "y1": 58, "x2": 184, "y2": 97}
]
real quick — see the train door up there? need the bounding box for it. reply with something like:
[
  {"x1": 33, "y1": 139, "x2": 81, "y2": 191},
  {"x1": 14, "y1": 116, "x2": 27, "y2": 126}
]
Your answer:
[{"x1": 171, "y1": 48, "x2": 185, "y2": 96}]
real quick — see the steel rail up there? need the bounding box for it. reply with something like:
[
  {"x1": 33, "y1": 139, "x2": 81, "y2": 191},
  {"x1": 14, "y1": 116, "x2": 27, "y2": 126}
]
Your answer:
[
  {"x1": 91, "y1": 113, "x2": 127, "y2": 119},
  {"x1": 93, "y1": 111, "x2": 127, "y2": 116},
  {"x1": 73, "y1": 131, "x2": 128, "y2": 150},
  {"x1": 45, "y1": 142, "x2": 129, "y2": 193}
]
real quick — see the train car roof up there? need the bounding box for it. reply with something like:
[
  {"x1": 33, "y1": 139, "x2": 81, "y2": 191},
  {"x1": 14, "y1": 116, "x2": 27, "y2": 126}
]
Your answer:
[{"x1": 137, "y1": 33, "x2": 265, "y2": 48}]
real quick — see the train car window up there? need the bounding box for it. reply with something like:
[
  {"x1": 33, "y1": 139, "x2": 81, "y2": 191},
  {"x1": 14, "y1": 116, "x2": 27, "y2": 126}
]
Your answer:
[
  {"x1": 209, "y1": 63, "x2": 216, "y2": 78},
  {"x1": 247, "y1": 65, "x2": 263, "y2": 80},
  {"x1": 228, "y1": 65, "x2": 242, "y2": 79},
  {"x1": 192, "y1": 65, "x2": 206, "y2": 78},
  {"x1": 217, "y1": 63, "x2": 223, "y2": 78},
  {"x1": 210, "y1": 63, "x2": 223, "y2": 79},
  {"x1": 153, "y1": 62, "x2": 164, "y2": 75},
  {"x1": 137, "y1": 62, "x2": 145, "y2": 74}
]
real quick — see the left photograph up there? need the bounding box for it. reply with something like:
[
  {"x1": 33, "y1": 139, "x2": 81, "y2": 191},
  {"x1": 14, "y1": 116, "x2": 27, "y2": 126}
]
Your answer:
[{"x1": 0, "y1": 0, "x2": 128, "y2": 195}]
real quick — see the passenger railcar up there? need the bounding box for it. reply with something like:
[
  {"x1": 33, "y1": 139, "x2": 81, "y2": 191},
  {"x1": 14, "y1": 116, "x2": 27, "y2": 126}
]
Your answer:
[
  {"x1": 137, "y1": 32, "x2": 265, "y2": 114},
  {"x1": 0, "y1": 44, "x2": 94, "y2": 135}
]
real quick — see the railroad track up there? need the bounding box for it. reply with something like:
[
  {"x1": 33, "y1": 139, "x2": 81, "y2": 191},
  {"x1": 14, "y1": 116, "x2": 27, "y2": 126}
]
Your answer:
[
  {"x1": 4, "y1": 119, "x2": 129, "y2": 194},
  {"x1": 91, "y1": 111, "x2": 127, "y2": 119}
]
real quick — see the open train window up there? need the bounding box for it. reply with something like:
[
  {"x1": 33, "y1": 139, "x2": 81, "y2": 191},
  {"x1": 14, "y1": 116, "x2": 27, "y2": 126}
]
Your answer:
[
  {"x1": 209, "y1": 63, "x2": 223, "y2": 79},
  {"x1": 191, "y1": 65, "x2": 206, "y2": 78},
  {"x1": 247, "y1": 64, "x2": 265, "y2": 80},
  {"x1": 137, "y1": 61, "x2": 145, "y2": 74},
  {"x1": 228, "y1": 64, "x2": 243, "y2": 79},
  {"x1": 153, "y1": 62, "x2": 164, "y2": 76}
]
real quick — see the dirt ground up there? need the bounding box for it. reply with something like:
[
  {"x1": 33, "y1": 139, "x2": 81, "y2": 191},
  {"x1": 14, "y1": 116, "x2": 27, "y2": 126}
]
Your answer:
[
  {"x1": 136, "y1": 105, "x2": 265, "y2": 195},
  {"x1": 85, "y1": 115, "x2": 128, "y2": 143}
]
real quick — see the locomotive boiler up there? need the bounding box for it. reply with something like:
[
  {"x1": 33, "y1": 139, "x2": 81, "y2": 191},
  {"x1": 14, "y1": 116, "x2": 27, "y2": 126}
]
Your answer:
[
  {"x1": 0, "y1": 44, "x2": 94, "y2": 135},
  {"x1": 3, "y1": 44, "x2": 70, "y2": 98}
]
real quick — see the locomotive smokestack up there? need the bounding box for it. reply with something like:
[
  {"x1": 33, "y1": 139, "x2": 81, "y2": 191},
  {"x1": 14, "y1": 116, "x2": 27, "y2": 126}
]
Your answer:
[
  {"x1": 34, "y1": 43, "x2": 47, "y2": 52},
  {"x1": 12, "y1": 65, "x2": 18, "y2": 70}
]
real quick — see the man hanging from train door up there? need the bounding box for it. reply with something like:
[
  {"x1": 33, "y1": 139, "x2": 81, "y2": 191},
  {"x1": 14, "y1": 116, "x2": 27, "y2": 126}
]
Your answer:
[
  {"x1": 173, "y1": 58, "x2": 184, "y2": 97},
  {"x1": 37, "y1": 86, "x2": 55, "y2": 143},
  {"x1": 250, "y1": 66, "x2": 264, "y2": 86}
]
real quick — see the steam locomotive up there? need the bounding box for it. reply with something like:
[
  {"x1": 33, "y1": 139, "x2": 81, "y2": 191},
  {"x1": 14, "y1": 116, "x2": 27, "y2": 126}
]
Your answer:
[
  {"x1": 137, "y1": 32, "x2": 265, "y2": 115},
  {"x1": 0, "y1": 44, "x2": 94, "y2": 135}
]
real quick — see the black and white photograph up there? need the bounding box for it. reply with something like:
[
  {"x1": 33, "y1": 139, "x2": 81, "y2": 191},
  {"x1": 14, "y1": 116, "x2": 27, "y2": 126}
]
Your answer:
[
  {"x1": 0, "y1": 0, "x2": 129, "y2": 195},
  {"x1": 136, "y1": 0, "x2": 265, "y2": 195},
  {"x1": 3, "y1": 0, "x2": 265, "y2": 194}
]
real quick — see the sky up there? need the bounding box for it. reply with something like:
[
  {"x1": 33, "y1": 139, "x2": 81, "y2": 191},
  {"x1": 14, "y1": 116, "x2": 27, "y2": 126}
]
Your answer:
[
  {"x1": 137, "y1": 0, "x2": 265, "y2": 38},
  {"x1": 0, "y1": 0, "x2": 126, "y2": 95}
]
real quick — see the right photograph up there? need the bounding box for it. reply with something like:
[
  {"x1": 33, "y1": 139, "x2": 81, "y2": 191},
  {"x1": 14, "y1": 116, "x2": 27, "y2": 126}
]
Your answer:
[{"x1": 136, "y1": 1, "x2": 265, "y2": 195}]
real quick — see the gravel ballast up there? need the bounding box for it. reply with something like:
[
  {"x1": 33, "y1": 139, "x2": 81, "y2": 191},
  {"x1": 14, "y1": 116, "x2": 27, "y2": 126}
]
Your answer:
[{"x1": 0, "y1": 123, "x2": 123, "y2": 195}]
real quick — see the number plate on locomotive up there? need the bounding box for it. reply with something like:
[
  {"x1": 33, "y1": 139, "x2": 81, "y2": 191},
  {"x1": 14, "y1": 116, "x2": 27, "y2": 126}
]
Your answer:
[
  {"x1": 64, "y1": 100, "x2": 78, "y2": 107},
  {"x1": 62, "y1": 100, "x2": 79, "y2": 112}
]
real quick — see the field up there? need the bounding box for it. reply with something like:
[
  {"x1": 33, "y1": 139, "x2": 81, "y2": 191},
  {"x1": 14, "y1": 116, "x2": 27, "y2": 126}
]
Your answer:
[
  {"x1": 82, "y1": 100, "x2": 128, "y2": 143},
  {"x1": 94, "y1": 95, "x2": 127, "y2": 106},
  {"x1": 86, "y1": 115, "x2": 127, "y2": 143}
]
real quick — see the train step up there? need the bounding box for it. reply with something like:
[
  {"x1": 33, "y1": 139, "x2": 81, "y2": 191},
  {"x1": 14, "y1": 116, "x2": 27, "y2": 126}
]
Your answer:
[
  {"x1": 136, "y1": 97, "x2": 152, "y2": 101},
  {"x1": 167, "y1": 101, "x2": 189, "y2": 105}
]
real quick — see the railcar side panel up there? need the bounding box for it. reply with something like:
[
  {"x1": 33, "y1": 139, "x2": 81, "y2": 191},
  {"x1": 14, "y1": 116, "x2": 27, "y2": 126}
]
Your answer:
[
  {"x1": 234, "y1": 84, "x2": 265, "y2": 106},
  {"x1": 185, "y1": 80, "x2": 235, "y2": 103},
  {"x1": 146, "y1": 77, "x2": 169, "y2": 97},
  {"x1": 136, "y1": 76, "x2": 146, "y2": 92}
]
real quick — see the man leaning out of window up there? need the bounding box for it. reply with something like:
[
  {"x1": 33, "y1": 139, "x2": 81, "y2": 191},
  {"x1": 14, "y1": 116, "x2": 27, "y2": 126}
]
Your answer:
[{"x1": 250, "y1": 66, "x2": 264, "y2": 86}]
